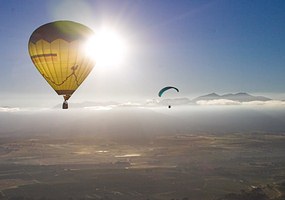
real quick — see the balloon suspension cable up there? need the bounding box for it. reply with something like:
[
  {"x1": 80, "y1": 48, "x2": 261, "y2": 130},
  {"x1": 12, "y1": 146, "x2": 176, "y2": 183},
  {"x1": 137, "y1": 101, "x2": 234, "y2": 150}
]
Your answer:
[
  {"x1": 64, "y1": 95, "x2": 71, "y2": 101},
  {"x1": 62, "y1": 95, "x2": 71, "y2": 109}
]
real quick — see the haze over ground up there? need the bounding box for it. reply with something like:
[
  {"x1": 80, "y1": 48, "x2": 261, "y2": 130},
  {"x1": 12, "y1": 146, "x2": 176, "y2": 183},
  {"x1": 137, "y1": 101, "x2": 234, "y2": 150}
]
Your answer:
[{"x1": 1, "y1": 106, "x2": 285, "y2": 139}]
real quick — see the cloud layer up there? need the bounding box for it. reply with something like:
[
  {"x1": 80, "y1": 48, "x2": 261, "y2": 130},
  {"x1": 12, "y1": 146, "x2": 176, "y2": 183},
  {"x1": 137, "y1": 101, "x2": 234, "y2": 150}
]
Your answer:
[
  {"x1": 1, "y1": 99, "x2": 285, "y2": 113},
  {"x1": 196, "y1": 99, "x2": 285, "y2": 106}
]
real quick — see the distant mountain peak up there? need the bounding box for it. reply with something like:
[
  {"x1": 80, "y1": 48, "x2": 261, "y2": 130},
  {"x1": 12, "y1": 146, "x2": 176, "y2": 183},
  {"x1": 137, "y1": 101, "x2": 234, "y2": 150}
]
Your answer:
[
  {"x1": 199, "y1": 93, "x2": 220, "y2": 98},
  {"x1": 234, "y1": 92, "x2": 251, "y2": 96},
  {"x1": 209, "y1": 92, "x2": 219, "y2": 96}
]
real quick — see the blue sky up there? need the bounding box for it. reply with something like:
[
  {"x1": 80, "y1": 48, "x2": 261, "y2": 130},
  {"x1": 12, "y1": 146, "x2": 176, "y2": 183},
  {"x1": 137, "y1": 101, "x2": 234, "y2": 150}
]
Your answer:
[{"x1": 0, "y1": 0, "x2": 285, "y2": 107}]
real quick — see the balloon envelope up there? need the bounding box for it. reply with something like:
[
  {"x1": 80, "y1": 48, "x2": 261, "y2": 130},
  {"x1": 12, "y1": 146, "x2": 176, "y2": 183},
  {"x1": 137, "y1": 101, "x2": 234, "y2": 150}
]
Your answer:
[
  {"x1": 28, "y1": 21, "x2": 95, "y2": 99},
  {"x1": 158, "y1": 86, "x2": 179, "y2": 97}
]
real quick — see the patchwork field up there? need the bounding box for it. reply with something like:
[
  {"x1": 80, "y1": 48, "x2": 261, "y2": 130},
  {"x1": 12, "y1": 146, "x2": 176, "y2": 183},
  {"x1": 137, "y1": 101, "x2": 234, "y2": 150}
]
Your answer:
[{"x1": 0, "y1": 132, "x2": 285, "y2": 200}]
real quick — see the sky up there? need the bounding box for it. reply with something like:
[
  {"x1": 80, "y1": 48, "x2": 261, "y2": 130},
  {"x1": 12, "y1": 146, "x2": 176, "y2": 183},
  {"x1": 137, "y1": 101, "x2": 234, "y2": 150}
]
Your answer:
[{"x1": 0, "y1": 0, "x2": 285, "y2": 107}]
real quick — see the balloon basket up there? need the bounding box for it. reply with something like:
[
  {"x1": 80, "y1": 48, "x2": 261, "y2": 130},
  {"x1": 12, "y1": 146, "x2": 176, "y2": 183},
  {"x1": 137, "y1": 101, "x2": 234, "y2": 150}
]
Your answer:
[{"x1": 62, "y1": 101, "x2": 68, "y2": 109}]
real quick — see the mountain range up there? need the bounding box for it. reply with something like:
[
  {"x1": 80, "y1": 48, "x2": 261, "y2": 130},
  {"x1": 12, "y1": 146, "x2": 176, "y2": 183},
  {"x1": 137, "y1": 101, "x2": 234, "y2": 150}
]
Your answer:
[{"x1": 193, "y1": 92, "x2": 271, "y2": 102}]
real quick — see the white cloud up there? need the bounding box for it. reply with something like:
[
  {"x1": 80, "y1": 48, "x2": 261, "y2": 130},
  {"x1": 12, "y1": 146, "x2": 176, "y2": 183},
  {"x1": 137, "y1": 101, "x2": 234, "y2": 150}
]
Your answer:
[
  {"x1": 0, "y1": 107, "x2": 20, "y2": 112},
  {"x1": 196, "y1": 99, "x2": 241, "y2": 105},
  {"x1": 118, "y1": 102, "x2": 142, "y2": 107},
  {"x1": 145, "y1": 99, "x2": 159, "y2": 106},
  {"x1": 196, "y1": 99, "x2": 285, "y2": 106},
  {"x1": 84, "y1": 106, "x2": 115, "y2": 110},
  {"x1": 243, "y1": 100, "x2": 285, "y2": 106}
]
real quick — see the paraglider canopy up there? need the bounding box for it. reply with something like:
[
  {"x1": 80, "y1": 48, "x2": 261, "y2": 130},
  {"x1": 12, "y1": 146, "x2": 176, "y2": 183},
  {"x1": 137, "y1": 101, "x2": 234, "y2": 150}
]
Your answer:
[{"x1": 158, "y1": 86, "x2": 179, "y2": 97}]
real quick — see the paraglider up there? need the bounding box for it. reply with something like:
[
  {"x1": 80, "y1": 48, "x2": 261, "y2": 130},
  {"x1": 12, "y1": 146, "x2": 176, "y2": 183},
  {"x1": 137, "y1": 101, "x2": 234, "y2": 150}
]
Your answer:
[
  {"x1": 28, "y1": 21, "x2": 96, "y2": 109},
  {"x1": 158, "y1": 86, "x2": 179, "y2": 97},
  {"x1": 158, "y1": 86, "x2": 179, "y2": 108}
]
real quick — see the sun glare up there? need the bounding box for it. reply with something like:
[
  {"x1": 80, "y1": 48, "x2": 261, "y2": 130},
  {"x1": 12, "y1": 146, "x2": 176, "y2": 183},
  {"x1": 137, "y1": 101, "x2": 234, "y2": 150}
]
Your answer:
[{"x1": 84, "y1": 28, "x2": 128, "y2": 67}]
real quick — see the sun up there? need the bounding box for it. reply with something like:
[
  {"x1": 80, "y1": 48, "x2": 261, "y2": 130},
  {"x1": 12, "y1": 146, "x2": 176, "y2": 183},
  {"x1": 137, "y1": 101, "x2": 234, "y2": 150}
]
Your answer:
[{"x1": 84, "y1": 28, "x2": 128, "y2": 67}]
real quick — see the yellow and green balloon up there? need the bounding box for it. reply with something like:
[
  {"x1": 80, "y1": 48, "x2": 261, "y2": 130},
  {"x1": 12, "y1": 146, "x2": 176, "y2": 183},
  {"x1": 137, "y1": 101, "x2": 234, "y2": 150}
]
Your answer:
[{"x1": 28, "y1": 20, "x2": 95, "y2": 109}]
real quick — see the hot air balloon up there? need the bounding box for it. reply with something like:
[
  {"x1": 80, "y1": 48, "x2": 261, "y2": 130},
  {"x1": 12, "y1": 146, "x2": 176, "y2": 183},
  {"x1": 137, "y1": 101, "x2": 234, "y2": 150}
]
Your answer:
[
  {"x1": 158, "y1": 86, "x2": 179, "y2": 108},
  {"x1": 28, "y1": 21, "x2": 96, "y2": 109}
]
